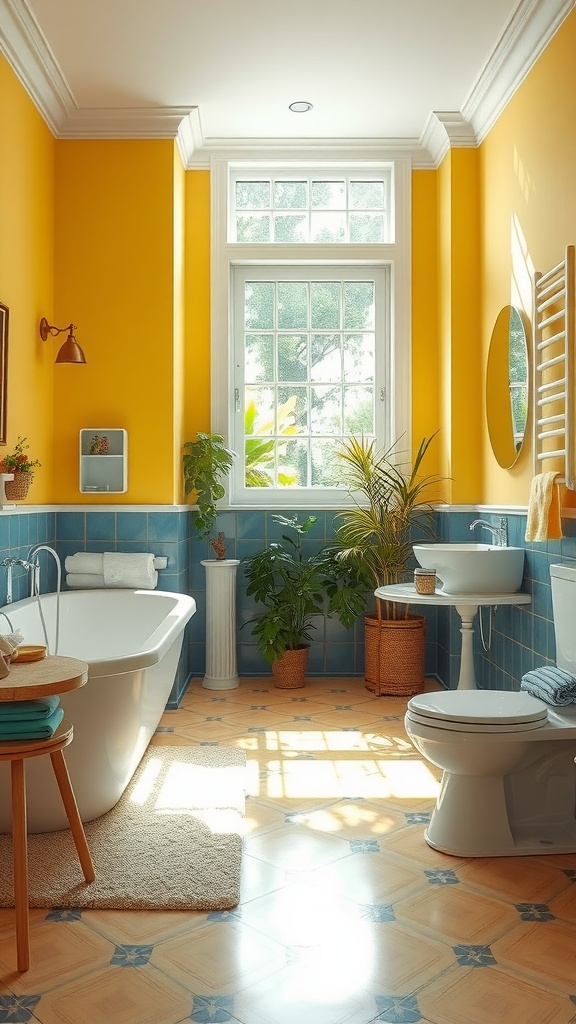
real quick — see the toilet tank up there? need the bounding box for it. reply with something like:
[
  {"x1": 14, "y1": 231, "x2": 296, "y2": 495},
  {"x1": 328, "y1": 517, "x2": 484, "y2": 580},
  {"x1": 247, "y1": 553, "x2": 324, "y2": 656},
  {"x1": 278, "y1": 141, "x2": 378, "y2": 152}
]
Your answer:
[{"x1": 550, "y1": 563, "x2": 576, "y2": 673}]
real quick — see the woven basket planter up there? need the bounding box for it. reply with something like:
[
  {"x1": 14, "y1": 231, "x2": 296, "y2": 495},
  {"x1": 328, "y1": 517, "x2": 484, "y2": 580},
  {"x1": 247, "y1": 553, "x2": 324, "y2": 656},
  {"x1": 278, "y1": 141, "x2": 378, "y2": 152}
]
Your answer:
[
  {"x1": 4, "y1": 472, "x2": 31, "y2": 501},
  {"x1": 364, "y1": 613, "x2": 426, "y2": 696},
  {"x1": 271, "y1": 645, "x2": 309, "y2": 689}
]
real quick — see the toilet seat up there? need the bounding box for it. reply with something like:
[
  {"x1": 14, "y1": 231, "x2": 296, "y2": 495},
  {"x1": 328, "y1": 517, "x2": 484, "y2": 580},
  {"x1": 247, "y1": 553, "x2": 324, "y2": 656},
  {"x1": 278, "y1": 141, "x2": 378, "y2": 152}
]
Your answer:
[{"x1": 406, "y1": 690, "x2": 549, "y2": 733}]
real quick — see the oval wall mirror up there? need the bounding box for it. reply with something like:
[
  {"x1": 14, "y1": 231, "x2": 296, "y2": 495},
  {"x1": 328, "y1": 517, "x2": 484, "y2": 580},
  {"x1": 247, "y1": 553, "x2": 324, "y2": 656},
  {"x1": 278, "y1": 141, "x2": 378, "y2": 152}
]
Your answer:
[{"x1": 486, "y1": 305, "x2": 529, "y2": 469}]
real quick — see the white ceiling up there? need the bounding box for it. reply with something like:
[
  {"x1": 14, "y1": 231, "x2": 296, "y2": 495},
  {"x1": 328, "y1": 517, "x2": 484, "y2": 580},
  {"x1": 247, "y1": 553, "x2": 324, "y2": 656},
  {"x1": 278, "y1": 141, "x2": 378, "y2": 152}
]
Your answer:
[{"x1": 0, "y1": 0, "x2": 573, "y2": 166}]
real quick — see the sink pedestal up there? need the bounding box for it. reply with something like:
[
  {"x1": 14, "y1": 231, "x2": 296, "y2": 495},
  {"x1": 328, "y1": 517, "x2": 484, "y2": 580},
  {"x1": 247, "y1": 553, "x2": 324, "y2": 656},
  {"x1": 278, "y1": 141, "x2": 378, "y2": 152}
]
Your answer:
[
  {"x1": 374, "y1": 584, "x2": 531, "y2": 691},
  {"x1": 455, "y1": 604, "x2": 480, "y2": 690}
]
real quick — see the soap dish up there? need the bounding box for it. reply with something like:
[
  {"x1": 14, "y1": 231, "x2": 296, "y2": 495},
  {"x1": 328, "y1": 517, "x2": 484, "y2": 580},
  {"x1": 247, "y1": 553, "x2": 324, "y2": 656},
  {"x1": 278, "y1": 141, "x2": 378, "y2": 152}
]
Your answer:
[{"x1": 11, "y1": 645, "x2": 47, "y2": 663}]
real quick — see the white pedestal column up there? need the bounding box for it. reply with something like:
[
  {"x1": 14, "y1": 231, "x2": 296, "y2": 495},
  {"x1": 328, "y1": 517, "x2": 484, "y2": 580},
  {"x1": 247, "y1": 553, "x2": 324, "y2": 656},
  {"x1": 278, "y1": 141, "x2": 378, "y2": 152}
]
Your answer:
[{"x1": 201, "y1": 559, "x2": 240, "y2": 690}]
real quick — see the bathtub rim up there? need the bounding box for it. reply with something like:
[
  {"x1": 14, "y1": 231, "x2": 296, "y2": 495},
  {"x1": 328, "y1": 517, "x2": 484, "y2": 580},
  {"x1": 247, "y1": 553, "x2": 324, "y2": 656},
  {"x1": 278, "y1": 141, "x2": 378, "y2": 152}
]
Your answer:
[{"x1": 2, "y1": 588, "x2": 196, "y2": 678}]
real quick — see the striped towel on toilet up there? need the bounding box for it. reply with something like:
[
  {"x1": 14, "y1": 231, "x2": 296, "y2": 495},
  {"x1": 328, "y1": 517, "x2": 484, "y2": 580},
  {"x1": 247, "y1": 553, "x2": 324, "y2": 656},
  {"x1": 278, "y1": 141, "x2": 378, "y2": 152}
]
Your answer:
[{"x1": 520, "y1": 666, "x2": 576, "y2": 705}]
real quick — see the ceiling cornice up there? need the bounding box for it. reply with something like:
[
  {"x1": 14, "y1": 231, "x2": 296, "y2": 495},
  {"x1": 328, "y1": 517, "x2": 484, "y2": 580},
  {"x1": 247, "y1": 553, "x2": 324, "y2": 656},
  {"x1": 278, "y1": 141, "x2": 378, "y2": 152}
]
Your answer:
[
  {"x1": 0, "y1": 0, "x2": 573, "y2": 168},
  {"x1": 462, "y1": 0, "x2": 576, "y2": 143}
]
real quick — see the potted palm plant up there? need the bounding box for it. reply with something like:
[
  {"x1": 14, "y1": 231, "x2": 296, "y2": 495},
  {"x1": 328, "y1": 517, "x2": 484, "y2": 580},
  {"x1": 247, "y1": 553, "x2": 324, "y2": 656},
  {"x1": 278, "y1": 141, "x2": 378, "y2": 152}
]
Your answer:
[
  {"x1": 332, "y1": 433, "x2": 440, "y2": 696},
  {"x1": 241, "y1": 514, "x2": 365, "y2": 688}
]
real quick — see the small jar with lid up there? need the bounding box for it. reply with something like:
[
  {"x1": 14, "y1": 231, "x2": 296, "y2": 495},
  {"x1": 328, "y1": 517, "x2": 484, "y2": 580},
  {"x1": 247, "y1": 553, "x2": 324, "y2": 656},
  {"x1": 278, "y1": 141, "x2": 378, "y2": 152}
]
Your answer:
[{"x1": 414, "y1": 568, "x2": 436, "y2": 595}]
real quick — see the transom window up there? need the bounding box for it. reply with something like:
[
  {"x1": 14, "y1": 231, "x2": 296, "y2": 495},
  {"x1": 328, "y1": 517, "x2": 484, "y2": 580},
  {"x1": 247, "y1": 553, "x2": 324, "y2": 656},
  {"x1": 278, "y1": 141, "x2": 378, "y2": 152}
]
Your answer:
[
  {"x1": 211, "y1": 156, "x2": 410, "y2": 509},
  {"x1": 231, "y1": 170, "x2": 392, "y2": 244}
]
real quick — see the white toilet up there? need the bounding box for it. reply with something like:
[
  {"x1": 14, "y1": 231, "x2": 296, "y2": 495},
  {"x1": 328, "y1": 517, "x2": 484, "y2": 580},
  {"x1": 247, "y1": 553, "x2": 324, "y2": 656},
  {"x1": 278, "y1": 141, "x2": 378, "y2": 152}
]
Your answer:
[{"x1": 405, "y1": 562, "x2": 576, "y2": 857}]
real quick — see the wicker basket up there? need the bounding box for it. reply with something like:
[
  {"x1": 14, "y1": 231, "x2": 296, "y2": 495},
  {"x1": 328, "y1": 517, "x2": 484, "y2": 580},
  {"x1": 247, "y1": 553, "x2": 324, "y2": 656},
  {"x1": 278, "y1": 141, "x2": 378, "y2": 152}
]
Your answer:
[
  {"x1": 271, "y1": 645, "x2": 309, "y2": 688},
  {"x1": 4, "y1": 472, "x2": 31, "y2": 501},
  {"x1": 364, "y1": 613, "x2": 426, "y2": 696}
]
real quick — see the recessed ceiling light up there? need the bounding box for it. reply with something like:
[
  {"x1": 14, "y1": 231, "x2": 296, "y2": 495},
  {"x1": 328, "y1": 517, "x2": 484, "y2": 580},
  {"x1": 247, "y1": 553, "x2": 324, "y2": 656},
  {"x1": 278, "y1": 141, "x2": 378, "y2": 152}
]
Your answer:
[{"x1": 289, "y1": 100, "x2": 313, "y2": 113}]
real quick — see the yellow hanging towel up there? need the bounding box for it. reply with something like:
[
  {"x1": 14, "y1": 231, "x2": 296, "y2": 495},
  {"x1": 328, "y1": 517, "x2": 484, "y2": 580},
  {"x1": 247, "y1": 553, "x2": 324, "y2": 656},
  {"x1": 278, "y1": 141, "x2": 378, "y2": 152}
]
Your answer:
[{"x1": 525, "y1": 472, "x2": 563, "y2": 542}]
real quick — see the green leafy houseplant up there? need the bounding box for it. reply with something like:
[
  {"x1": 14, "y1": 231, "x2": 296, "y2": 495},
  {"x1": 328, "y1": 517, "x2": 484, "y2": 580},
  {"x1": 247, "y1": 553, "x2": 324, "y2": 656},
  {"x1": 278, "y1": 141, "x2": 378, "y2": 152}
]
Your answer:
[
  {"x1": 182, "y1": 432, "x2": 236, "y2": 539},
  {"x1": 241, "y1": 514, "x2": 366, "y2": 672},
  {"x1": 332, "y1": 433, "x2": 441, "y2": 695}
]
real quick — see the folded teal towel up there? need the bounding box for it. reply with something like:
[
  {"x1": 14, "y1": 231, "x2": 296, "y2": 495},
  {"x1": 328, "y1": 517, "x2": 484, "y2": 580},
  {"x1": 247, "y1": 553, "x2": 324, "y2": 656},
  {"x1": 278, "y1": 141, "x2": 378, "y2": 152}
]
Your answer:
[
  {"x1": 0, "y1": 695, "x2": 60, "y2": 721},
  {"x1": 0, "y1": 707, "x2": 64, "y2": 740},
  {"x1": 520, "y1": 666, "x2": 576, "y2": 706}
]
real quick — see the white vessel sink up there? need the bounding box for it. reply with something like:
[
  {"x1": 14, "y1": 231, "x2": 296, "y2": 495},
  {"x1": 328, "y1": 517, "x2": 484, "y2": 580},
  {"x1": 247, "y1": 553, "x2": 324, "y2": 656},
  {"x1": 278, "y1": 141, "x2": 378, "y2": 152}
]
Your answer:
[{"x1": 413, "y1": 543, "x2": 525, "y2": 595}]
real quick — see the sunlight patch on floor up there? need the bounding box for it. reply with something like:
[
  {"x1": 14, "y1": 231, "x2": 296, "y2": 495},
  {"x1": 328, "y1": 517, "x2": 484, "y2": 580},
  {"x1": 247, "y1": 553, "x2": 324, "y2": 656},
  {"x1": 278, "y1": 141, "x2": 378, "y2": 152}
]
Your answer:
[{"x1": 258, "y1": 757, "x2": 440, "y2": 801}]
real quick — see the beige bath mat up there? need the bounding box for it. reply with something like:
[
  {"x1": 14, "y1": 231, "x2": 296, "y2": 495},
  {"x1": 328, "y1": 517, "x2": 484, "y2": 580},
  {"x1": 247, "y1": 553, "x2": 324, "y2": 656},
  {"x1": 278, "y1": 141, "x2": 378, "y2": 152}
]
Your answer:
[{"x1": 0, "y1": 744, "x2": 246, "y2": 910}]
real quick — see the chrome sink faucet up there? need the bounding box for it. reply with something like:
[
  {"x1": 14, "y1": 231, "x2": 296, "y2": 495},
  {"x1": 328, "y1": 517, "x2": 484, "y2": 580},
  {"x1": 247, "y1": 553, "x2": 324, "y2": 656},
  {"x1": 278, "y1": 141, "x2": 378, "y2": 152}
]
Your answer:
[{"x1": 469, "y1": 517, "x2": 508, "y2": 547}]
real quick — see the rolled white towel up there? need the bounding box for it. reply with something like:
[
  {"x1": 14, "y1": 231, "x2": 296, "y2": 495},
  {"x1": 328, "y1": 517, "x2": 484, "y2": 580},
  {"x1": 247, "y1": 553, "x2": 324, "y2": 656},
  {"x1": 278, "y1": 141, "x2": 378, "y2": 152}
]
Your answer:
[
  {"x1": 66, "y1": 552, "x2": 167, "y2": 575},
  {"x1": 103, "y1": 552, "x2": 158, "y2": 590},
  {"x1": 66, "y1": 573, "x2": 105, "y2": 588},
  {"x1": 65, "y1": 553, "x2": 104, "y2": 574}
]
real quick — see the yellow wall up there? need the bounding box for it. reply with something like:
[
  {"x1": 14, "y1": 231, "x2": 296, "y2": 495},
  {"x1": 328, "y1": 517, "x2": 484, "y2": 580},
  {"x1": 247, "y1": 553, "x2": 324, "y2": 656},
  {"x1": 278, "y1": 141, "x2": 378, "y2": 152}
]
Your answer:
[
  {"x1": 0, "y1": 55, "x2": 55, "y2": 501},
  {"x1": 480, "y1": 9, "x2": 576, "y2": 505},
  {"x1": 3, "y1": 10, "x2": 576, "y2": 508},
  {"x1": 53, "y1": 139, "x2": 178, "y2": 503}
]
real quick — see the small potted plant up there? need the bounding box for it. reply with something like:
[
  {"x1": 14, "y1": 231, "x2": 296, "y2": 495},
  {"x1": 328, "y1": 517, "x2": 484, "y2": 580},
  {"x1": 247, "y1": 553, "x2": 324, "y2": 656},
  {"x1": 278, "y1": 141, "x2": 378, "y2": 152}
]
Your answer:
[
  {"x1": 241, "y1": 514, "x2": 366, "y2": 688},
  {"x1": 182, "y1": 432, "x2": 236, "y2": 541},
  {"x1": 0, "y1": 436, "x2": 41, "y2": 500}
]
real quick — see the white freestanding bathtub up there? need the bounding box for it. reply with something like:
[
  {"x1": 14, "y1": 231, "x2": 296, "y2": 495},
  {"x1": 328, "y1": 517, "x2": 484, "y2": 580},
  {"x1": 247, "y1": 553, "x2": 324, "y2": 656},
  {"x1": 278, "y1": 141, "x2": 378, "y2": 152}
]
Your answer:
[{"x1": 0, "y1": 588, "x2": 196, "y2": 833}]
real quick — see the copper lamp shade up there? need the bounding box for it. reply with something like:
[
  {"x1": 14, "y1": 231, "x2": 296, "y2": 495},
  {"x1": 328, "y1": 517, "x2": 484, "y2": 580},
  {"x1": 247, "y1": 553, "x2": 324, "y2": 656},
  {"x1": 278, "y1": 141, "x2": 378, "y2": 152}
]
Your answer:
[{"x1": 39, "y1": 317, "x2": 87, "y2": 364}]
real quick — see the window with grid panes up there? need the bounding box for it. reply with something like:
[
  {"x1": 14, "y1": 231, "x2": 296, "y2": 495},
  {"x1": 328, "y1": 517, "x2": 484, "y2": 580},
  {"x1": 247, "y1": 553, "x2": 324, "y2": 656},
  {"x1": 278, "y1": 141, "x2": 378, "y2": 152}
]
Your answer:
[{"x1": 211, "y1": 159, "x2": 410, "y2": 509}]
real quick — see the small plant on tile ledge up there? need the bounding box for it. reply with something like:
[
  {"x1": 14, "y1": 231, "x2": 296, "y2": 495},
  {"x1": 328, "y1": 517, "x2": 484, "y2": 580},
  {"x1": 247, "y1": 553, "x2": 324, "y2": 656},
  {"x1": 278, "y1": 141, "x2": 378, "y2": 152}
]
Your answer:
[
  {"x1": 241, "y1": 514, "x2": 366, "y2": 689},
  {"x1": 182, "y1": 432, "x2": 236, "y2": 541},
  {"x1": 0, "y1": 436, "x2": 41, "y2": 501}
]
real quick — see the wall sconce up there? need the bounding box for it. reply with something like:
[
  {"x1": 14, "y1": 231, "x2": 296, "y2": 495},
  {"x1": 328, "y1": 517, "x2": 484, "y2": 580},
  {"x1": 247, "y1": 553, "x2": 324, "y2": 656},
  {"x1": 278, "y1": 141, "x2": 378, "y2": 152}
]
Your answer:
[{"x1": 39, "y1": 317, "x2": 87, "y2": 364}]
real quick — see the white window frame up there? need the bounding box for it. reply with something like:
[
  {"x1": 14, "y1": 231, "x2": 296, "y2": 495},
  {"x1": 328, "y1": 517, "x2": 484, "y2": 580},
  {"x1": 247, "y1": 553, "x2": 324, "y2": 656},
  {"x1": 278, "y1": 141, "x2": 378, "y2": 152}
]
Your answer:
[{"x1": 210, "y1": 155, "x2": 412, "y2": 509}]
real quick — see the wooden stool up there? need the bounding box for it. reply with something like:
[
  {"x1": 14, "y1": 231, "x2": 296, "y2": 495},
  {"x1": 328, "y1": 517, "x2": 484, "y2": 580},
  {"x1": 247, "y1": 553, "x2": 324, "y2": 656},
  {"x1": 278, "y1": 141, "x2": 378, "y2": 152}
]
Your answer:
[{"x1": 0, "y1": 719, "x2": 95, "y2": 971}]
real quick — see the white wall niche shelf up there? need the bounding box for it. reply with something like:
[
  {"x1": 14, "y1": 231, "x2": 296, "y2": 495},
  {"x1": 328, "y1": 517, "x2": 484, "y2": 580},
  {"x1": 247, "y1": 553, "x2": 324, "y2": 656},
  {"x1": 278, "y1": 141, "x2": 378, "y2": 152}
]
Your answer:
[{"x1": 79, "y1": 429, "x2": 127, "y2": 494}]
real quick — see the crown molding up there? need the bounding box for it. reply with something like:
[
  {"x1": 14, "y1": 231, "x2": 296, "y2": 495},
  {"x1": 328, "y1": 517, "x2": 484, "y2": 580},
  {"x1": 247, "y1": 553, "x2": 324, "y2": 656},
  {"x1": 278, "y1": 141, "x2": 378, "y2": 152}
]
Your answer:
[
  {"x1": 57, "y1": 105, "x2": 197, "y2": 140},
  {"x1": 0, "y1": 0, "x2": 75, "y2": 133},
  {"x1": 185, "y1": 137, "x2": 433, "y2": 170},
  {"x1": 0, "y1": 0, "x2": 573, "y2": 167},
  {"x1": 419, "y1": 111, "x2": 477, "y2": 166},
  {"x1": 462, "y1": 0, "x2": 575, "y2": 142}
]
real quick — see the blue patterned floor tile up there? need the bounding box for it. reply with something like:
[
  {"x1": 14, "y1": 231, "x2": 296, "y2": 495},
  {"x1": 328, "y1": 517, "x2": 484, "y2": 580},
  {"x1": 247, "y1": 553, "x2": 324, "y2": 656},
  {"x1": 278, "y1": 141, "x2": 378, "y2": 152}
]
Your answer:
[
  {"x1": 453, "y1": 944, "x2": 496, "y2": 967},
  {"x1": 206, "y1": 909, "x2": 242, "y2": 922},
  {"x1": 350, "y1": 839, "x2": 381, "y2": 853},
  {"x1": 362, "y1": 904, "x2": 396, "y2": 923},
  {"x1": 45, "y1": 908, "x2": 82, "y2": 922},
  {"x1": 0, "y1": 996, "x2": 41, "y2": 1022},
  {"x1": 425, "y1": 869, "x2": 459, "y2": 885},
  {"x1": 374, "y1": 993, "x2": 421, "y2": 1022},
  {"x1": 404, "y1": 812, "x2": 430, "y2": 825},
  {"x1": 514, "y1": 903, "x2": 555, "y2": 921},
  {"x1": 111, "y1": 944, "x2": 153, "y2": 966},
  {"x1": 190, "y1": 994, "x2": 235, "y2": 1022}
]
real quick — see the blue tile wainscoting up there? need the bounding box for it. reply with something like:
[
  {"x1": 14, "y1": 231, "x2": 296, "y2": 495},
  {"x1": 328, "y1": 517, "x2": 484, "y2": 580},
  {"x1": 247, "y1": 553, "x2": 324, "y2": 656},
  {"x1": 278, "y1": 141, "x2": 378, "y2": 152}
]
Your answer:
[{"x1": 0, "y1": 505, "x2": 575, "y2": 703}]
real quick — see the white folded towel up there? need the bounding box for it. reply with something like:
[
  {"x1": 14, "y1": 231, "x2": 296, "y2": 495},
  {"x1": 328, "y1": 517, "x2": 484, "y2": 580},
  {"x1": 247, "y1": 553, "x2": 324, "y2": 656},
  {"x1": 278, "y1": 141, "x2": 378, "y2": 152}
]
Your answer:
[
  {"x1": 66, "y1": 573, "x2": 106, "y2": 589},
  {"x1": 103, "y1": 551, "x2": 158, "y2": 590}
]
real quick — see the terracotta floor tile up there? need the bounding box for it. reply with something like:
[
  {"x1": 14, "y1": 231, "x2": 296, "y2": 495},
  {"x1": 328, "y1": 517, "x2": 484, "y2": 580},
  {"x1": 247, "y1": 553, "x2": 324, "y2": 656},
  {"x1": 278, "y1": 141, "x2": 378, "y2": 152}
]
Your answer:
[
  {"x1": 419, "y1": 964, "x2": 576, "y2": 1024},
  {"x1": 2, "y1": 676, "x2": 574, "y2": 1024}
]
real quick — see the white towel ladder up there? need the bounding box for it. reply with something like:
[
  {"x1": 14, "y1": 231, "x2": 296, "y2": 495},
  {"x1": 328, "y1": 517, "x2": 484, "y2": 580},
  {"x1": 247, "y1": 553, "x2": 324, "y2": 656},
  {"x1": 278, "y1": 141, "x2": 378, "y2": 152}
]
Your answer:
[{"x1": 532, "y1": 244, "x2": 575, "y2": 489}]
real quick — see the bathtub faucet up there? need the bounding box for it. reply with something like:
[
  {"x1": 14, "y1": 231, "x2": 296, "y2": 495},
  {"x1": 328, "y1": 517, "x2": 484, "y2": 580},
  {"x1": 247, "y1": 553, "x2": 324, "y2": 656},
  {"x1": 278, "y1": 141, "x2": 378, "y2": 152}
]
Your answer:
[
  {"x1": 0, "y1": 557, "x2": 34, "y2": 604},
  {"x1": 26, "y1": 545, "x2": 62, "y2": 597},
  {"x1": 469, "y1": 517, "x2": 508, "y2": 547}
]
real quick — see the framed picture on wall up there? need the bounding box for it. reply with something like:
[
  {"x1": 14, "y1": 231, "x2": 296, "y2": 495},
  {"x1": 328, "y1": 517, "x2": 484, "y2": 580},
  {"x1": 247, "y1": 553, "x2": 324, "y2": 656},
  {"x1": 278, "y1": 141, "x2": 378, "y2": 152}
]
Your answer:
[{"x1": 0, "y1": 303, "x2": 7, "y2": 445}]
